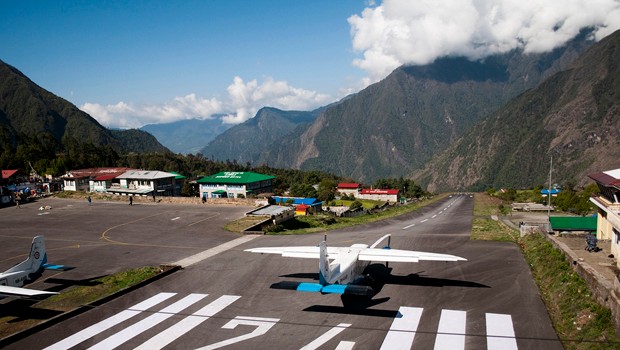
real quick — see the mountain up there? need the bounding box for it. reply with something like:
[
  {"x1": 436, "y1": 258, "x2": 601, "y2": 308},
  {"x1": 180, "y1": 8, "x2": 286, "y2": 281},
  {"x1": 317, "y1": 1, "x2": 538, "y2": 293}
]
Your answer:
[
  {"x1": 141, "y1": 117, "x2": 230, "y2": 154},
  {"x1": 412, "y1": 30, "x2": 620, "y2": 192},
  {"x1": 0, "y1": 59, "x2": 168, "y2": 154},
  {"x1": 200, "y1": 107, "x2": 323, "y2": 163},
  {"x1": 199, "y1": 31, "x2": 592, "y2": 183}
]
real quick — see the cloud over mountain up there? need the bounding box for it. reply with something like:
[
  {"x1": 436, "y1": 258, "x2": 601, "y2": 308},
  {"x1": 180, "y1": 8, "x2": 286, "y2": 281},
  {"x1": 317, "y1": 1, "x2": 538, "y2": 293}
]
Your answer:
[
  {"x1": 349, "y1": 0, "x2": 620, "y2": 83},
  {"x1": 81, "y1": 76, "x2": 331, "y2": 128}
]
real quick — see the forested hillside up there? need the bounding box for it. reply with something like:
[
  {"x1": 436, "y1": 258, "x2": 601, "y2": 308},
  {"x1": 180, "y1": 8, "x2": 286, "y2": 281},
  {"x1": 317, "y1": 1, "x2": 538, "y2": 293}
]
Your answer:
[
  {"x1": 0, "y1": 60, "x2": 168, "y2": 175},
  {"x1": 413, "y1": 29, "x2": 620, "y2": 191}
]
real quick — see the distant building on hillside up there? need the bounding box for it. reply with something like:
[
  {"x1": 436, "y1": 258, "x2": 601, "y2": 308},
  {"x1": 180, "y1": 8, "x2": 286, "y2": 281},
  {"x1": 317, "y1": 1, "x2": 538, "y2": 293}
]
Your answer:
[
  {"x1": 357, "y1": 189, "x2": 399, "y2": 202},
  {"x1": 588, "y1": 168, "x2": 620, "y2": 269},
  {"x1": 197, "y1": 171, "x2": 275, "y2": 199},
  {"x1": 337, "y1": 183, "x2": 361, "y2": 197}
]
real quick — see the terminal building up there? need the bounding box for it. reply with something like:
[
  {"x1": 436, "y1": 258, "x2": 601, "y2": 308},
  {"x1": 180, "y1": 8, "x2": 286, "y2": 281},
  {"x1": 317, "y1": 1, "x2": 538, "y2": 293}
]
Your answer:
[{"x1": 197, "y1": 171, "x2": 275, "y2": 199}]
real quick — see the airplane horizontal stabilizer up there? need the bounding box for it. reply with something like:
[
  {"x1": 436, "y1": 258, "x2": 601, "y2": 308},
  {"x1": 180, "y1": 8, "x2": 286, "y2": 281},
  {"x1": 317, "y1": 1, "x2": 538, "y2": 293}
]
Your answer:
[
  {"x1": 271, "y1": 281, "x2": 321, "y2": 292},
  {"x1": 269, "y1": 281, "x2": 374, "y2": 295},
  {"x1": 42, "y1": 263, "x2": 75, "y2": 271}
]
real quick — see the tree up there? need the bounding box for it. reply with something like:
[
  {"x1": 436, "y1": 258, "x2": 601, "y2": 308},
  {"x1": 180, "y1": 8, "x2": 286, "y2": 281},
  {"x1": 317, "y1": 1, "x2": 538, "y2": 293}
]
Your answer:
[
  {"x1": 289, "y1": 183, "x2": 317, "y2": 198},
  {"x1": 317, "y1": 179, "x2": 337, "y2": 202}
]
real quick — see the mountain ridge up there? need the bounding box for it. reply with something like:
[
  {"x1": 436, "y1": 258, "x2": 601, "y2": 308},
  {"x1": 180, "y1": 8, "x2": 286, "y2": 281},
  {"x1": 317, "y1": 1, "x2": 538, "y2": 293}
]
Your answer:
[
  {"x1": 412, "y1": 29, "x2": 620, "y2": 191},
  {"x1": 0, "y1": 59, "x2": 169, "y2": 171},
  {"x1": 249, "y1": 32, "x2": 593, "y2": 183}
]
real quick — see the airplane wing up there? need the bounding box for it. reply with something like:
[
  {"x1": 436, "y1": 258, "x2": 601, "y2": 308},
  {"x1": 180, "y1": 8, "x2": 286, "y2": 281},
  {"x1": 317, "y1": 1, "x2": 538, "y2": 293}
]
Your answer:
[
  {"x1": 358, "y1": 248, "x2": 467, "y2": 263},
  {"x1": 244, "y1": 246, "x2": 342, "y2": 259},
  {"x1": 0, "y1": 285, "x2": 58, "y2": 297}
]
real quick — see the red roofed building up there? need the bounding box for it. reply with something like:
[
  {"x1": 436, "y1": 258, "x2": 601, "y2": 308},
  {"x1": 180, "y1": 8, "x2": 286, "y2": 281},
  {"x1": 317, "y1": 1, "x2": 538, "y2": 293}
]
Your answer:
[
  {"x1": 63, "y1": 168, "x2": 134, "y2": 192},
  {"x1": 295, "y1": 204, "x2": 310, "y2": 216},
  {"x1": 357, "y1": 189, "x2": 399, "y2": 202},
  {"x1": 337, "y1": 183, "x2": 361, "y2": 198}
]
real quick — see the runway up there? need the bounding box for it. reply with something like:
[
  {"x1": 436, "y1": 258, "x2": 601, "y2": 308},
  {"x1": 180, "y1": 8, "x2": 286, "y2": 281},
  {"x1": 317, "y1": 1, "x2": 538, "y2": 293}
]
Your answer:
[{"x1": 2, "y1": 195, "x2": 562, "y2": 349}]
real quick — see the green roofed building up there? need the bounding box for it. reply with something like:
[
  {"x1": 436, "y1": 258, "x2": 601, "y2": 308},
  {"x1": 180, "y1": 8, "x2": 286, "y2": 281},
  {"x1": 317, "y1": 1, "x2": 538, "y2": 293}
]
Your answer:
[{"x1": 197, "y1": 172, "x2": 276, "y2": 199}]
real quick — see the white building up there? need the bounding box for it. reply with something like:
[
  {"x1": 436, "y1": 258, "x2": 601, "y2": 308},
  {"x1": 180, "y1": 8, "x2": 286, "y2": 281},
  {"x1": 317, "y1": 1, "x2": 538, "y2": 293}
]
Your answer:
[
  {"x1": 108, "y1": 170, "x2": 177, "y2": 197},
  {"x1": 357, "y1": 189, "x2": 399, "y2": 202}
]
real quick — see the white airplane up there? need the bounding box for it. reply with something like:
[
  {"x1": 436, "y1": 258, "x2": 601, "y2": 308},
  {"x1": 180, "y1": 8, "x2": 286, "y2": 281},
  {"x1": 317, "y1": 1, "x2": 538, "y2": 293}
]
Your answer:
[
  {"x1": 0, "y1": 236, "x2": 72, "y2": 297},
  {"x1": 245, "y1": 234, "x2": 467, "y2": 295}
]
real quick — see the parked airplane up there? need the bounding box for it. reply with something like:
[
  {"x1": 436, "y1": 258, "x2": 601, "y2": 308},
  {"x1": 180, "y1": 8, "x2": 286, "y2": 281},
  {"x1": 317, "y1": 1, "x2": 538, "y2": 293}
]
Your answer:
[
  {"x1": 0, "y1": 235, "x2": 73, "y2": 297},
  {"x1": 245, "y1": 234, "x2": 467, "y2": 295}
]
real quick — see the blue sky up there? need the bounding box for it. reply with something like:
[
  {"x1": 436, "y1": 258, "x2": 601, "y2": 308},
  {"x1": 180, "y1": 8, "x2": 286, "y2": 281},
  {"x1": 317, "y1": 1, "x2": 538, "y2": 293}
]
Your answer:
[{"x1": 3, "y1": 1, "x2": 620, "y2": 128}]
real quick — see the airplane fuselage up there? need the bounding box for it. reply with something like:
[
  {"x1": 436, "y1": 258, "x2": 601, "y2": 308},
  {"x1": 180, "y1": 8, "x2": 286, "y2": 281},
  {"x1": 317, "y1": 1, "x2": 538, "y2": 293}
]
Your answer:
[
  {"x1": 0, "y1": 270, "x2": 31, "y2": 287},
  {"x1": 326, "y1": 244, "x2": 371, "y2": 285}
]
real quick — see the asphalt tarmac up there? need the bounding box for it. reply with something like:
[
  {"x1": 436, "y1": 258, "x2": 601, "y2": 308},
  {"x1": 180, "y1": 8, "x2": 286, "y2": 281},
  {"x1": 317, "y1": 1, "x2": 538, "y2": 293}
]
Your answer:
[{"x1": 2, "y1": 195, "x2": 562, "y2": 349}]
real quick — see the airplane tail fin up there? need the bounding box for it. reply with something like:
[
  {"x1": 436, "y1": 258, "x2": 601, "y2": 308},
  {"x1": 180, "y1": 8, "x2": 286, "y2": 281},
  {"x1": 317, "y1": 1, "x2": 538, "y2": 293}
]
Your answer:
[
  {"x1": 318, "y1": 241, "x2": 330, "y2": 286},
  {"x1": 370, "y1": 234, "x2": 391, "y2": 249},
  {"x1": 6, "y1": 236, "x2": 47, "y2": 274}
]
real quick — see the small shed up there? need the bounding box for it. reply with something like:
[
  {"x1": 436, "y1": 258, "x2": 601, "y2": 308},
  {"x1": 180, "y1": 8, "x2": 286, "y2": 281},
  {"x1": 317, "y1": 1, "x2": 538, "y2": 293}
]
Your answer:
[{"x1": 295, "y1": 204, "x2": 310, "y2": 216}]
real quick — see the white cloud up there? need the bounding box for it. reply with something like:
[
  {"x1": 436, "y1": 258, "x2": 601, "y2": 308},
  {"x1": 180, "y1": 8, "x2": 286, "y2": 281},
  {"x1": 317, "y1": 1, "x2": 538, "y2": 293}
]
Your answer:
[
  {"x1": 81, "y1": 77, "x2": 332, "y2": 128},
  {"x1": 349, "y1": 0, "x2": 620, "y2": 84}
]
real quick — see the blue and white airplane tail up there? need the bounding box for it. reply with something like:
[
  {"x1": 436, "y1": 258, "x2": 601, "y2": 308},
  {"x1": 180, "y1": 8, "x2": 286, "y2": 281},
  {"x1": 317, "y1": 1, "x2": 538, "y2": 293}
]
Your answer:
[
  {"x1": 5, "y1": 235, "x2": 47, "y2": 276},
  {"x1": 0, "y1": 236, "x2": 74, "y2": 297}
]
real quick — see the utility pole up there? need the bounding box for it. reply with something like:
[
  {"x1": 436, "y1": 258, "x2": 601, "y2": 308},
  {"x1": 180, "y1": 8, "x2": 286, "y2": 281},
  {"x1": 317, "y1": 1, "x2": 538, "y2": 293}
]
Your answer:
[{"x1": 547, "y1": 156, "x2": 553, "y2": 231}]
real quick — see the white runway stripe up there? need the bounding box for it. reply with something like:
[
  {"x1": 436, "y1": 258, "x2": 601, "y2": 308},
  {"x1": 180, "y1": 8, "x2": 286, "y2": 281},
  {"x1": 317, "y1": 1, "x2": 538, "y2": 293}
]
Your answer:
[
  {"x1": 300, "y1": 323, "x2": 352, "y2": 350},
  {"x1": 380, "y1": 307, "x2": 423, "y2": 350},
  {"x1": 486, "y1": 313, "x2": 518, "y2": 350},
  {"x1": 174, "y1": 235, "x2": 258, "y2": 268},
  {"x1": 88, "y1": 293, "x2": 208, "y2": 350},
  {"x1": 335, "y1": 341, "x2": 355, "y2": 350},
  {"x1": 134, "y1": 295, "x2": 241, "y2": 350},
  {"x1": 434, "y1": 309, "x2": 466, "y2": 350},
  {"x1": 43, "y1": 292, "x2": 176, "y2": 350}
]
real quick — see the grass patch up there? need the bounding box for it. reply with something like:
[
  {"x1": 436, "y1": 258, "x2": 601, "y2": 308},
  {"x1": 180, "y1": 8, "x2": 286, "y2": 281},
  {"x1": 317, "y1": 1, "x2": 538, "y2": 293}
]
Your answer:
[
  {"x1": 0, "y1": 266, "x2": 161, "y2": 339},
  {"x1": 227, "y1": 194, "x2": 448, "y2": 235},
  {"x1": 521, "y1": 234, "x2": 619, "y2": 349},
  {"x1": 471, "y1": 217, "x2": 517, "y2": 242},
  {"x1": 473, "y1": 193, "x2": 620, "y2": 349},
  {"x1": 327, "y1": 199, "x2": 387, "y2": 209}
]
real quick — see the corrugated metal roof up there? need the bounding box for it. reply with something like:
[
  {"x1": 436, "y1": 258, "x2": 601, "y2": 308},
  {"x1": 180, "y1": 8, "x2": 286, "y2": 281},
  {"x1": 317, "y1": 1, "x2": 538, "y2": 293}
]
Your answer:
[
  {"x1": 117, "y1": 170, "x2": 177, "y2": 180},
  {"x1": 549, "y1": 216, "x2": 597, "y2": 231},
  {"x1": 338, "y1": 183, "x2": 360, "y2": 189},
  {"x1": 248, "y1": 205, "x2": 292, "y2": 216},
  {"x1": 273, "y1": 197, "x2": 322, "y2": 206},
  {"x1": 197, "y1": 172, "x2": 275, "y2": 184},
  {"x1": 93, "y1": 173, "x2": 124, "y2": 181},
  {"x1": 589, "y1": 171, "x2": 620, "y2": 188},
  {"x1": 64, "y1": 167, "x2": 134, "y2": 179}
]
